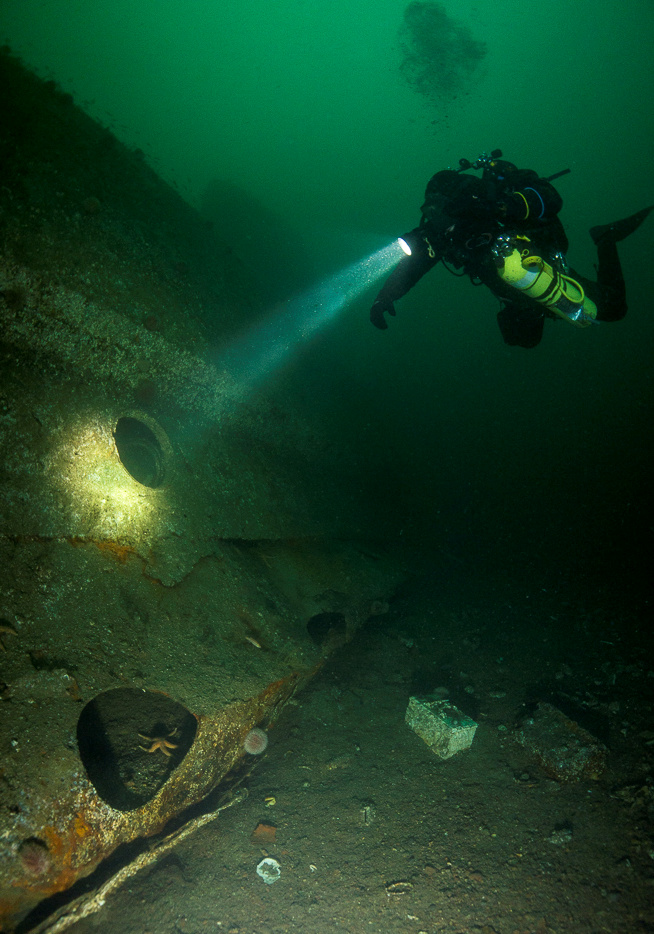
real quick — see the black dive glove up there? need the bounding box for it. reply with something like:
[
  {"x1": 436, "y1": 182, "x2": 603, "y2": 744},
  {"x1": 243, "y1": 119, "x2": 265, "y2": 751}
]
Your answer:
[{"x1": 370, "y1": 296, "x2": 396, "y2": 330}]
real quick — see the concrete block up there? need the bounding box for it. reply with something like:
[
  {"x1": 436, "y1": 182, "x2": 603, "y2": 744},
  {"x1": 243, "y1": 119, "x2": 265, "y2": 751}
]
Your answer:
[
  {"x1": 514, "y1": 702, "x2": 607, "y2": 782},
  {"x1": 405, "y1": 696, "x2": 478, "y2": 759}
]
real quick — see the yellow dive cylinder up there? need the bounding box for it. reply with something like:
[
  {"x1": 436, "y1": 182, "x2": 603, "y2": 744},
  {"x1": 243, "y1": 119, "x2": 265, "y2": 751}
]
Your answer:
[{"x1": 496, "y1": 239, "x2": 597, "y2": 328}]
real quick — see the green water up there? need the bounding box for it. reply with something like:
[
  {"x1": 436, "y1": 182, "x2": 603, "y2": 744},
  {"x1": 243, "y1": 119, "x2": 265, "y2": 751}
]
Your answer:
[{"x1": 2, "y1": 0, "x2": 653, "y2": 586}]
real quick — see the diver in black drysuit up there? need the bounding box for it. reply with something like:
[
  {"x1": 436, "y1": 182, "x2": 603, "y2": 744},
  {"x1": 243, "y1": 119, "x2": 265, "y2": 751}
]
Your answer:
[{"x1": 370, "y1": 156, "x2": 652, "y2": 348}]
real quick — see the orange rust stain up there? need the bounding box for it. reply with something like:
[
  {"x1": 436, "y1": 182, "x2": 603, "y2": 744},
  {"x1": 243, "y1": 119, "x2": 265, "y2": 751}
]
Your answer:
[
  {"x1": 65, "y1": 676, "x2": 82, "y2": 702},
  {"x1": 74, "y1": 814, "x2": 92, "y2": 839},
  {"x1": 69, "y1": 537, "x2": 137, "y2": 563},
  {"x1": 41, "y1": 825, "x2": 64, "y2": 861},
  {"x1": 250, "y1": 822, "x2": 276, "y2": 846},
  {"x1": 1, "y1": 896, "x2": 25, "y2": 923},
  {"x1": 260, "y1": 677, "x2": 293, "y2": 700},
  {"x1": 47, "y1": 867, "x2": 83, "y2": 894},
  {"x1": 18, "y1": 825, "x2": 81, "y2": 895},
  {"x1": 94, "y1": 540, "x2": 137, "y2": 563}
]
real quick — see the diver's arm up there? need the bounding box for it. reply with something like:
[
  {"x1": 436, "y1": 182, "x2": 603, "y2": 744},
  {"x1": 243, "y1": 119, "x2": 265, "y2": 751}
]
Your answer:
[{"x1": 370, "y1": 233, "x2": 439, "y2": 329}]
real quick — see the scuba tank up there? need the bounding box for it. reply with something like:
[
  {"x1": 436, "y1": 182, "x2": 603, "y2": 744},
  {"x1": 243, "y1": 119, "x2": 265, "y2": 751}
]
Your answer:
[{"x1": 492, "y1": 233, "x2": 597, "y2": 328}]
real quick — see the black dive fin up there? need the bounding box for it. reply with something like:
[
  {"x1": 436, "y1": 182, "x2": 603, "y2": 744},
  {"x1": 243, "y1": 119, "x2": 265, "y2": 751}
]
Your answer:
[{"x1": 590, "y1": 205, "x2": 653, "y2": 245}]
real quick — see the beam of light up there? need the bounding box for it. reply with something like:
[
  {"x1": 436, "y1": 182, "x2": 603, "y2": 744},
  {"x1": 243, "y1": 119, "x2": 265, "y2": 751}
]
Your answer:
[
  {"x1": 216, "y1": 240, "x2": 405, "y2": 398},
  {"x1": 54, "y1": 420, "x2": 164, "y2": 537}
]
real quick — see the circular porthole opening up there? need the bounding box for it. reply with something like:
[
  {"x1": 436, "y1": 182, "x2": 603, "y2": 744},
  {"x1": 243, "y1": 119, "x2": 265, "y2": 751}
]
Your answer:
[
  {"x1": 77, "y1": 688, "x2": 197, "y2": 811},
  {"x1": 114, "y1": 416, "x2": 166, "y2": 488}
]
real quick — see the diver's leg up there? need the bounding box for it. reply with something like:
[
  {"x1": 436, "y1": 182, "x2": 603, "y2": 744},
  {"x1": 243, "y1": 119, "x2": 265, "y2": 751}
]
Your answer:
[
  {"x1": 590, "y1": 205, "x2": 653, "y2": 246},
  {"x1": 588, "y1": 206, "x2": 653, "y2": 321},
  {"x1": 496, "y1": 298, "x2": 545, "y2": 348},
  {"x1": 593, "y1": 236, "x2": 626, "y2": 322}
]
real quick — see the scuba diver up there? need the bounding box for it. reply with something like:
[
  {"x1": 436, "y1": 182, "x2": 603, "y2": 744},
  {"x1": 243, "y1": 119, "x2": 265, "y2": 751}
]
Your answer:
[{"x1": 370, "y1": 149, "x2": 652, "y2": 348}]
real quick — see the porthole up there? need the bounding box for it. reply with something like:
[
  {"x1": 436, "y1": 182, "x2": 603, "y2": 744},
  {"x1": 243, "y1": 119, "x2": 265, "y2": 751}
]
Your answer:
[
  {"x1": 114, "y1": 416, "x2": 165, "y2": 488},
  {"x1": 77, "y1": 688, "x2": 197, "y2": 811}
]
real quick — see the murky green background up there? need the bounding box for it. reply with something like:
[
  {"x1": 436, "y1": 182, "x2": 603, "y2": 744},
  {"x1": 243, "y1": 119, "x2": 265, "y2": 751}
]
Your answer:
[{"x1": 2, "y1": 0, "x2": 653, "y2": 583}]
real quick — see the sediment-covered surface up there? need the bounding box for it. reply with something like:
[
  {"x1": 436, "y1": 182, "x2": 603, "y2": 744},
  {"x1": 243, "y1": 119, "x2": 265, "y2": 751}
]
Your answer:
[
  {"x1": 0, "y1": 49, "x2": 406, "y2": 928},
  {"x1": 65, "y1": 568, "x2": 654, "y2": 934}
]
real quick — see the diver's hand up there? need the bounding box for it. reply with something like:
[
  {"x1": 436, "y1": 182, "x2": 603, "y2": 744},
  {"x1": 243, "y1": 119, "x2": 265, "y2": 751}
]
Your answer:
[{"x1": 370, "y1": 297, "x2": 396, "y2": 330}]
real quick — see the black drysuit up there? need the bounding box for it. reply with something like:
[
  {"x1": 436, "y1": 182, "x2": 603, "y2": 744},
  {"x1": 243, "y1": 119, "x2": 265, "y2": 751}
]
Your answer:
[{"x1": 371, "y1": 167, "x2": 628, "y2": 348}]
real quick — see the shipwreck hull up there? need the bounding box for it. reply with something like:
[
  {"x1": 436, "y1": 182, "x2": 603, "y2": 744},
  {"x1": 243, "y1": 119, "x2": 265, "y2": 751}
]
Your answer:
[{"x1": 0, "y1": 50, "x2": 403, "y2": 928}]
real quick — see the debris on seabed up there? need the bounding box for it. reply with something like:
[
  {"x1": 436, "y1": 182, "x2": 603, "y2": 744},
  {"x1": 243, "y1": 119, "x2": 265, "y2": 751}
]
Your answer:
[
  {"x1": 360, "y1": 802, "x2": 376, "y2": 825},
  {"x1": 405, "y1": 696, "x2": 478, "y2": 759},
  {"x1": 250, "y1": 822, "x2": 276, "y2": 846},
  {"x1": 515, "y1": 702, "x2": 607, "y2": 782},
  {"x1": 385, "y1": 880, "x2": 414, "y2": 897},
  {"x1": 256, "y1": 857, "x2": 281, "y2": 885}
]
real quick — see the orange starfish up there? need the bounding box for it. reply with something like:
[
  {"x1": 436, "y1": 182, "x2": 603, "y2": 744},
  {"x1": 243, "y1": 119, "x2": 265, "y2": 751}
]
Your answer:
[{"x1": 138, "y1": 728, "x2": 179, "y2": 757}]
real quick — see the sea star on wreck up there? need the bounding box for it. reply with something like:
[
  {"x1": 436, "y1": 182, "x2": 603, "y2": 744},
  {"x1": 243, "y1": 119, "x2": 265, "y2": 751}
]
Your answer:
[{"x1": 138, "y1": 728, "x2": 179, "y2": 757}]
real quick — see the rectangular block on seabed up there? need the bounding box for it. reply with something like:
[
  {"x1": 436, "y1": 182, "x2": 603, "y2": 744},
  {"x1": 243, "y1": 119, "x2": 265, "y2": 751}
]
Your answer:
[{"x1": 405, "y1": 696, "x2": 478, "y2": 759}]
